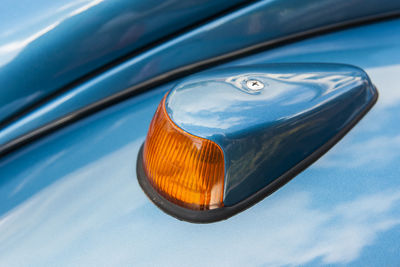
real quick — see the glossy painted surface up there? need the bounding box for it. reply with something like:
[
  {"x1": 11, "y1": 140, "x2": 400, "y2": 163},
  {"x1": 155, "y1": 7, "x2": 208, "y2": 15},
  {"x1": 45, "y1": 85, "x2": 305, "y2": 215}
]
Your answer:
[
  {"x1": 166, "y1": 65, "x2": 377, "y2": 205},
  {"x1": 2, "y1": 0, "x2": 400, "y2": 148},
  {"x1": 1, "y1": 18, "x2": 400, "y2": 267},
  {"x1": 0, "y1": 0, "x2": 248, "y2": 123}
]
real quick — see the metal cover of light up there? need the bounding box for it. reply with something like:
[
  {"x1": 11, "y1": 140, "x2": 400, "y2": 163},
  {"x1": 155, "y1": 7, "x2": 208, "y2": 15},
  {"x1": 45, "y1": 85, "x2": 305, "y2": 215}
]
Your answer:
[{"x1": 137, "y1": 64, "x2": 378, "y2": 223}]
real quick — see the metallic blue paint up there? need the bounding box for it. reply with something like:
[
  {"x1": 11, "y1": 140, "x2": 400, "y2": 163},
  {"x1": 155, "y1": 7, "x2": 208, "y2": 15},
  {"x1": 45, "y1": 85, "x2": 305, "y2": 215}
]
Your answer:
[
  {"x1": 0, "y1": 0, "x2": 248, "y2": 123},
  {"x1": 2, "y1": 0, "x2": 400, "y2": 148},
  {"x1": 165, "y1": 64, "x2": 377, "y2": 205},
  {"x1": 0, "y1": 18, "x2": 400, "y2": 265}
]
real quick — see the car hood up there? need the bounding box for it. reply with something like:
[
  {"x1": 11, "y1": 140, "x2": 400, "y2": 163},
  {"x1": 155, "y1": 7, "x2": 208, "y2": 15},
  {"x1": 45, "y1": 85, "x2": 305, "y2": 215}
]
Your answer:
[{"x1": 0, "y1": 18, "x2": 400, "y2": 266}]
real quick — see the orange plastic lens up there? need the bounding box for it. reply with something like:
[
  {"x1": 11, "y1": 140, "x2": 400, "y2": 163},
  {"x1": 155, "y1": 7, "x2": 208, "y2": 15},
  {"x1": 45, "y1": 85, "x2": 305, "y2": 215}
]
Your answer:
[{"x1": 142, "y1": 94, "x2": 225, "y2": 210}]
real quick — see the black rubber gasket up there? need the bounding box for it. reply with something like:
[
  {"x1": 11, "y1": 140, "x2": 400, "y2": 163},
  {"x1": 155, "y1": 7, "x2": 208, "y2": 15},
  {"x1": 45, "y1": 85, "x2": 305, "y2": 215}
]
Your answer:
[{"x1": 136, "y1": 87, "x2": 378, "y2": 223}]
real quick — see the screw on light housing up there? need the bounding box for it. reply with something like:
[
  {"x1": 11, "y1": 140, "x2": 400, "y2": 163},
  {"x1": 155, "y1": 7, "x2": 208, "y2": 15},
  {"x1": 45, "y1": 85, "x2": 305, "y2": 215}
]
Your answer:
[{"x1": 246, "y1": 79, "x2": 264, "y2": 90}]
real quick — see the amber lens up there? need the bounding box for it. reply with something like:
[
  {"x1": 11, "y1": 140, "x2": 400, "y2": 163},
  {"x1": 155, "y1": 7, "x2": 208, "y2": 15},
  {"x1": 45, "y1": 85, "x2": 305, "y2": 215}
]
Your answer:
[{"x1": 142, "y1": 94, "x2": 225, "y2": 210}]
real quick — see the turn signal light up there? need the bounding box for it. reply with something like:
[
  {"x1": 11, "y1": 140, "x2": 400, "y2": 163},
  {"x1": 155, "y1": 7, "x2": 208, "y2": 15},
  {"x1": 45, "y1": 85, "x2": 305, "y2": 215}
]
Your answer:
[
  {"x1": 138, "y1": 65, "x2": 378, "y2": 223},
  {"x1": 141, "y1": 94, "x2": 225, "y2": 210}
]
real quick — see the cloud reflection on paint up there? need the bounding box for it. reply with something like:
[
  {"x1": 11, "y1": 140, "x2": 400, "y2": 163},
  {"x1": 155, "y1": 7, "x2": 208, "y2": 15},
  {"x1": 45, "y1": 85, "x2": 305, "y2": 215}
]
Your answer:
[
  {"x1": 148, "y1": 190, "x2": 400, "y2": 267},
  {"x1": 0, "y1": 142, "x2": 146, "y2": 266},
  {"x1": 316, "y1": 65, "x2": 400, "y2": 170},
  {"x1": 0, "y1": 0, "x2": 103, "y2": 67},
  {"x1": 0, "y1": 137, "x2": 399, "y2": 267},
  {"x1": 167, "y1": 67, "x2": 363, "y2": 137}
]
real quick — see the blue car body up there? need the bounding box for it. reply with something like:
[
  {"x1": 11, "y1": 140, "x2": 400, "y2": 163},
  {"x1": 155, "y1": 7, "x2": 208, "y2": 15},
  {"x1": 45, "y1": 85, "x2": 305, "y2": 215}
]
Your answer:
[{"x1": 1, "y1": 0, "x2": 400, "y2": 265}]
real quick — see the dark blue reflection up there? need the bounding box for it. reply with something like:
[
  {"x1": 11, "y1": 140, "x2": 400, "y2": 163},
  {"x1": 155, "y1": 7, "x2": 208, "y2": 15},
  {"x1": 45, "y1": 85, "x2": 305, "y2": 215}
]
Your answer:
[
  {"x1": 2, "y1": 0, "x2": 400, "y2": 147},
  {"x1": 0, "y1": 0, "x2": 247, "y2": 122}
]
